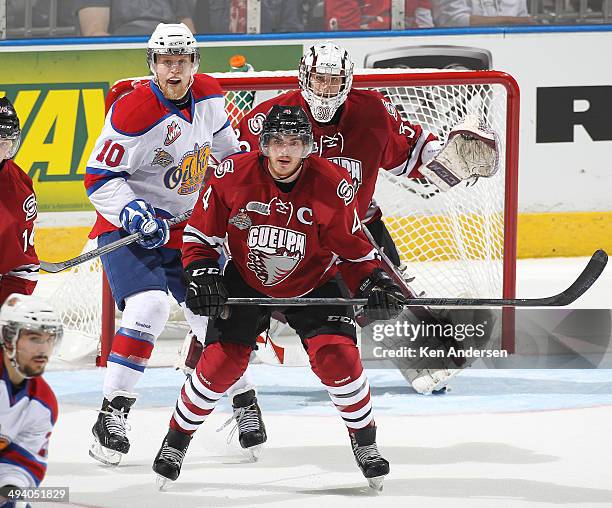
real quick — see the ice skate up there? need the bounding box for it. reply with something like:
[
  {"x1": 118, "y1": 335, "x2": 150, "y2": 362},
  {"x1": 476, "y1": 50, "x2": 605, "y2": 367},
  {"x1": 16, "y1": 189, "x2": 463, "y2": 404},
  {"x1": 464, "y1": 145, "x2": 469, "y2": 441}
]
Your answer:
[
  {"x1": 218, "y1": 389, "x2": 266, "y2": 461},
  {"x1": 89, "y1": 391, "x2": 136, "y2": 466},
  {"x1": 350, "y1": 426, "x2": 389, "y2": 492},
  {"x1": 152, "y1": 428, "x2": 192, "y2": 489}
]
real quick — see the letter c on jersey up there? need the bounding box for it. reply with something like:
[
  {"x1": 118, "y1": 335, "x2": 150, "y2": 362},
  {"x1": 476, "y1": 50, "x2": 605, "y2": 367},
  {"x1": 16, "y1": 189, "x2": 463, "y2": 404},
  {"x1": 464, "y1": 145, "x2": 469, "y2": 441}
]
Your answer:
[{"x1": 297, "y1": 207, "x2": 313, "y2": 225}]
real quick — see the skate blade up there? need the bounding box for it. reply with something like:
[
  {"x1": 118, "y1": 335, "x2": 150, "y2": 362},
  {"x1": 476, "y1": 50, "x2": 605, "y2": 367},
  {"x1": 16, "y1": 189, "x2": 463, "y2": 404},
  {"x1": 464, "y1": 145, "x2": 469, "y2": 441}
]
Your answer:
[
  {"x1": 155, "y1": 474, "x2": 172, "y2": 491},
  {"x1": 244, "y1": 444, "x2": 262, "y2": 462},
  {"x1": 367, "y1": 475, "x2": 385, "y2": 492},
  {"x1": 89, "y1": 440, "x2": 123, "y2": 466}
]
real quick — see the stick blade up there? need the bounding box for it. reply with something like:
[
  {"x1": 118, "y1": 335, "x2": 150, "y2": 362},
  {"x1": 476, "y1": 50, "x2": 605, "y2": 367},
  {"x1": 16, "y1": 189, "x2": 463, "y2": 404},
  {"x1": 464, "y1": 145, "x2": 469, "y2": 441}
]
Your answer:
[
  {"x1": 553, "y1": 249, "x2": 608, "y2": 306},
  {"x1": 40, "y1": 260, "x2": 67, "y2": 274}
]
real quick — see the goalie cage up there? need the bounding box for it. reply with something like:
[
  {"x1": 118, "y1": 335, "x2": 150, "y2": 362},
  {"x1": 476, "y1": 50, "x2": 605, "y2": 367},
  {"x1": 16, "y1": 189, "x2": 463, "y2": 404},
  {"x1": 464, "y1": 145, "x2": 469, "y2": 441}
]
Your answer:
[{"x1": 49, "y1": 69, "x2": 519, "y2": 367}]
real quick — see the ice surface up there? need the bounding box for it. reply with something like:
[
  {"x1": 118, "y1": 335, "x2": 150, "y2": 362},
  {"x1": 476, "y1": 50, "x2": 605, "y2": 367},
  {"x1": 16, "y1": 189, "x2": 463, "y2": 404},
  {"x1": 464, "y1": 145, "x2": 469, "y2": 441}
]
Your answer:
[{"x1": 36, "y1": 257, "x2": 612, "y2": 507}]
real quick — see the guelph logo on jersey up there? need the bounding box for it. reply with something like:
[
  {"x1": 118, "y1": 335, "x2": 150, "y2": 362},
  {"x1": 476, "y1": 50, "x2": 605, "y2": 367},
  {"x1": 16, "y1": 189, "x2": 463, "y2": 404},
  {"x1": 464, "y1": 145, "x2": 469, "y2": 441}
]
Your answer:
[
  {"x1": 246, "y1": 226, "x2": 306, "y2": 286},
  {"x1": 22, "y1": 193, "x2": 37, "y2": 221},
  {"x1": 248, "y1": 113, "x2": 266, "y2": 135},
  {"x1": 214, "y1": 159, "x2": 234, "y2": 178},
  {"x1": 164, "y1": 120, "x2": 182, "y2": 146},
  {"x1": 336, "y1": 178, "x2": 355, "y2": 206},
  {"x1": 151, "y1": 148, "x2": 174, "y2": 167}
]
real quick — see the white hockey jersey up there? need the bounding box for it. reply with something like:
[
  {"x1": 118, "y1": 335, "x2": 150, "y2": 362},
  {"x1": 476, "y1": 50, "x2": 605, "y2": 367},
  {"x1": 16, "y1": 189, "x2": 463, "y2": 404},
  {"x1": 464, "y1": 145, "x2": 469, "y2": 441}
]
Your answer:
[
  {"x1": 85, "y1": 74, "x2": 241, "y2": 249},
  {"x1": 0, "y1": 351, "x2": 57, "y2": 487}
]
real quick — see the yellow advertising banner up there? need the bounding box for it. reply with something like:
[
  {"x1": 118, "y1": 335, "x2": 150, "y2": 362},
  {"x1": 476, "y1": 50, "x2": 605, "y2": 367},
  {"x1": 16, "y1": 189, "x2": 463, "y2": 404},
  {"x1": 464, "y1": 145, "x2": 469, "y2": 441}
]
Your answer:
[{"x1": 0, "y1": 45, "x2": 302, "y2": 212}]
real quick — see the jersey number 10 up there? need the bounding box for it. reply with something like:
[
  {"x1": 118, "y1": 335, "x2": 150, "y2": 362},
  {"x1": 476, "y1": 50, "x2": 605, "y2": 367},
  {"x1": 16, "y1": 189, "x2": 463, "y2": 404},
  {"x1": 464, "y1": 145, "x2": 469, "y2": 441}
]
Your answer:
[{"x1": 96, "y1": 140, "x2": 126, "y2": 168}]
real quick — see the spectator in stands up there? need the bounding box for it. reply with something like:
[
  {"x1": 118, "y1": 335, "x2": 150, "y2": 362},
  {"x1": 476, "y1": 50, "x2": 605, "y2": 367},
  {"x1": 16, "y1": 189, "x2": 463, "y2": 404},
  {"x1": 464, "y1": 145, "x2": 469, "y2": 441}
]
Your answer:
[
  {"x1": 325, "y1": 0, "x2": 434, "y2": 30},
  {"x1": 194, "y1": 0, "x2": 303, "y2": 34},
  {"x1": 430, "y1": 0, "x2": 534, "y2": 27},
  {"x1": 261, "y1": 0, "x2": 304, "y2": 32},
  {"x1": 194, "y1": 0, "x2": 231, "y2": 34},
  {"x1": 7, "y1": 0, "x2": 76, "y2": 37},
  {"x1": 75, "y1": 0, "x2": 195, "y2": 36}
]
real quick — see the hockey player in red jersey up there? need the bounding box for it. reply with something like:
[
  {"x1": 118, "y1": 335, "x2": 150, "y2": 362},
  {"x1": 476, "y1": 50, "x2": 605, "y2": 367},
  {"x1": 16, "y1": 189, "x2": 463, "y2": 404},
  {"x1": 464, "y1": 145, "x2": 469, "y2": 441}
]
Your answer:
[
  {"x1": 0, "y1": 97, "x2": 39, "y2": 305},
  {"x1": 152, "y1": 105, "x2": 406, "y2": 491},
  {"x1": 0, "y1": 294, "x2": 62, "y2": 493},
  {"x1": 237, "y1": 42, "x2": 443, "y2": 259},
  {"x1": 232, "y1": 42, "x2": 499, "y2": 396},
  {"x1": 238, "y1": 42, "x2": 498, "y2": 268}
]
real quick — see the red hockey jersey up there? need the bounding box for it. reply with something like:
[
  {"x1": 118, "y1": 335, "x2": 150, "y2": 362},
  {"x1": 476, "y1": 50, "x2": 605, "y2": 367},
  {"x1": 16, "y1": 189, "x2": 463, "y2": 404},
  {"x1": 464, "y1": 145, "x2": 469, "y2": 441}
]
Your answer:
[
  {"x1": 0, "y1": 160, "x2": 39, "y2": 304},
  {"x1": 236, "y1": 88, "x2": 437, "y2": 223},
  {"x1": 182, "y1": 151, "x2": 381, "y2": 297}
]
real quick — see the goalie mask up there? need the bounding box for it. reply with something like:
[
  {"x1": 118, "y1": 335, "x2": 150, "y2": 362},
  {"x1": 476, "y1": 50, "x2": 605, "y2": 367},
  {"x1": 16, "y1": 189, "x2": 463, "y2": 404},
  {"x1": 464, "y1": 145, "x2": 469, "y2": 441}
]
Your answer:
[
  {"x1": 260, "y1": 105, "x2": 314, "y2": 159},
  {"x1": 147, "y1": 23, "x2": 200, "y2": 80},
  {"x1": 0, "y1": 97, "x2": 21, "y2": 160},
  {"x1": 0, "y1": 294, "x2": 63, "y2": 378},
  {"x1": 299, "y1": 42, "x2": 354, "y2": 123}
]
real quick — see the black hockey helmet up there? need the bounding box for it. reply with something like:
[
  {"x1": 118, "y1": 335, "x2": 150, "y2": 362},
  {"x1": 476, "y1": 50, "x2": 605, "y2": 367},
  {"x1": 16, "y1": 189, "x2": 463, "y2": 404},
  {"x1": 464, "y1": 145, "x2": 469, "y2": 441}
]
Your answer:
[
  {"x1": 0, "y1": 97, "x2": 21, "y2": 159},
  {"x1": 260, "y1": 105, "x2": 313, "y2": 159}
]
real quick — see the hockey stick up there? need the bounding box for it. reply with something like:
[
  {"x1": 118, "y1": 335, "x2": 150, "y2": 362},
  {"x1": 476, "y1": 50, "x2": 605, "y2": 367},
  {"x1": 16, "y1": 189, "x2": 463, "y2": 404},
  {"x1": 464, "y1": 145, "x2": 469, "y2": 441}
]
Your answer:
[
  {"x1": 361, "y1": 223, "x2": 419, "y2": 298},
  {"x1": 40, "y1": 210, "x2": 193, "y2": 273},
  {"x1": 225, "y1": 249, "x2": 607, "y2": 307},
  {"x1": 360, "y1": 222, "x2": 436, "y2": 322}
]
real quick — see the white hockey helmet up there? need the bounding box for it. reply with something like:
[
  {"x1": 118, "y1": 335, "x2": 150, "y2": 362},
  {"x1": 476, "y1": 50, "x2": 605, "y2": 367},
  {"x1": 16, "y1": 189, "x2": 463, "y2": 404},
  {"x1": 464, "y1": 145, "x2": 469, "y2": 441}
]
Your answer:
[
  {"x1": 0, "y1": 294, "x2": 63, "y2": 375},
  {"x1": 298, "y1": 42, "x2": 354, "y2": 123},
  {"x1": 147, "y1": 23, "x2": 200, "y2": 76}
]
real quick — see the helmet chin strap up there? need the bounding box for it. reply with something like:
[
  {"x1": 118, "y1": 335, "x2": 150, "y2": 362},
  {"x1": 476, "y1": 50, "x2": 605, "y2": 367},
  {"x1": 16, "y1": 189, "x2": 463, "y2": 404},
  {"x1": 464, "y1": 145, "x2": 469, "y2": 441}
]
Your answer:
[{"x1": 5, "y1": 346, "x2": 35, "y2": 380}]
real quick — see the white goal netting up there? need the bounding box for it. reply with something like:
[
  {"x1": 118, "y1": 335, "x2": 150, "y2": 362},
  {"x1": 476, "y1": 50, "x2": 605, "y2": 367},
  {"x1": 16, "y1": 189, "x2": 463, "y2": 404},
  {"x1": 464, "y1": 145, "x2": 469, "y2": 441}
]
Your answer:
[{"x1": 48, "y1": 69, "x2": 518, "y2": 366}]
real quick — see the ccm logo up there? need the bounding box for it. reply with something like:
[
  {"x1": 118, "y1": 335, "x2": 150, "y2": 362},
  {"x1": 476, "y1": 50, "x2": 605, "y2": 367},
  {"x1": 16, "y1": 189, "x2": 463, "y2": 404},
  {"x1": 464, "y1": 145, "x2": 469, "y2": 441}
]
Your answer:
[
  {"x1": 191, "y1": 267, "x2": 220, "y2": 276},
  {"x1": 328, "y1": 316, "x2": 356, "y2": 327}
]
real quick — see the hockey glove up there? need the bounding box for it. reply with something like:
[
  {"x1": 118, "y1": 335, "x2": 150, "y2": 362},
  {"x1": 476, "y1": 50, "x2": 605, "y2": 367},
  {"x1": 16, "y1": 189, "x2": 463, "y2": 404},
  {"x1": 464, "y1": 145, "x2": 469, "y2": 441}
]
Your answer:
[
  {"x1": 419, "y1": 115, "x2": 499, "y2": 192},
  {"x1": 357, "y1": 268, "x2": 406, "y2": 321},
  {"x1": 120, "y1": 199, "x2": 170, "y2": 249},
  {"x1": 184, "y1": 261, "x2": 229, "y2": 318}
]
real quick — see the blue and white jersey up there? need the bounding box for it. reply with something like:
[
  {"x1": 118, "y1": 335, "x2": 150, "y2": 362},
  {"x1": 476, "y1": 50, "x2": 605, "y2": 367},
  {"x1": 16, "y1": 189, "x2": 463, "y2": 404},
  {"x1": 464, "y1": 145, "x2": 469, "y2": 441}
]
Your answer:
[
  {"x1": 85, "y1": 74, "x2": 240, "y2": 248},
  {"x1": 0, "y1": 351, "x2": 57, "y2": 487}
]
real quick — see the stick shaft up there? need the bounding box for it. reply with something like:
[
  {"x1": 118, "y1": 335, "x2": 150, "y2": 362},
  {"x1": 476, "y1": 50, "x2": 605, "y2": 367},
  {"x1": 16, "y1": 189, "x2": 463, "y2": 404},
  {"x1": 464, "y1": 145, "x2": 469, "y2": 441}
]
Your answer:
[
  {"x1": 227, "y1": 250, "x2": 606, "y2": 307},
  {"x1": 40, "y1": 210, "x2": 192, "y2": 273}
]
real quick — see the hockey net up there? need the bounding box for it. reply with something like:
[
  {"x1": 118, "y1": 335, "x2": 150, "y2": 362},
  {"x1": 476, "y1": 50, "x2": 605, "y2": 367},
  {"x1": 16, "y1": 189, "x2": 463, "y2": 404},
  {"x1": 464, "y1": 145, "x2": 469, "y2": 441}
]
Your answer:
[{"x1": 49, "y1": 69, "x2": 519, "y2": 367}]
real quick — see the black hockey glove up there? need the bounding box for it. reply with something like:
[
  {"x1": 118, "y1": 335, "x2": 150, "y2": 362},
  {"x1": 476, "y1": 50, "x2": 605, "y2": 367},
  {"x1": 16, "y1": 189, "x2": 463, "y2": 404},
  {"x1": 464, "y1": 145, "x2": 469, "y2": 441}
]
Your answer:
[
  {"x1": 357, "y1": 268, "x2": 407, "y2": 321},
  {"x1": 184, "y1": 260, "x2": 229, "y2": 318}
]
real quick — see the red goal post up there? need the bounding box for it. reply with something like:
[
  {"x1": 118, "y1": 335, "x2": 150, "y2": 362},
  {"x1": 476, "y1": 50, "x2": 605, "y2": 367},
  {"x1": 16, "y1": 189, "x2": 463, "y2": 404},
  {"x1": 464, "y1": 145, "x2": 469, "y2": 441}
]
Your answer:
[{"x1": 87, "y1": 69, "x2": 519, "y2": 365}]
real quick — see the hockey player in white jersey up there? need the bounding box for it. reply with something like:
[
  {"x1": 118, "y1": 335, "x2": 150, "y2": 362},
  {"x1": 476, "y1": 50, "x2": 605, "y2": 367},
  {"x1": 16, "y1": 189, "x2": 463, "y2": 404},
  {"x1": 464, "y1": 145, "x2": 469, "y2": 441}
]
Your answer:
[
  {"x1": 84, "y1": 23, "x2": 241, "y2": 466},
  {"x1": 0, "y1": 294, "x2": 62, "y2": 496}
]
